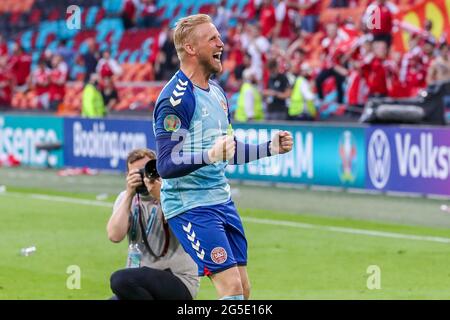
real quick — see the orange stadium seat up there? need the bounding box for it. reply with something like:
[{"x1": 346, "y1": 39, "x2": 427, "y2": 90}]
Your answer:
[
  {"x1": 60, "y1": 83, "x2": 84, "y2": 115},
  {"x1": 0, "y1": 0, "x2": 34, "y2": 13}
]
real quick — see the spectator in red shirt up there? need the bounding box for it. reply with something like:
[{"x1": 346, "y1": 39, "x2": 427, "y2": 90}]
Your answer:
[
  {"x1": 96, "y1": 50, "x2": 123, "y2": 79},
  {"x1": 362, "y1": 41, "x2": 389, "y2": 97},
  {"x1": 345, "y1": 37, "x2": 372, "y2": 114},
  {"x1": 259, "y1": 0, "x2": 277, "y2": 39},
  {"x1": 399, "y1": 34, "x2": 431, "y2": 96},
  {"x1": 138, "y1": 0, "x2": 161, "y2": 28},
  {"x1": 414, "y1": 38, "x2": 435, "y2": 89},
  {"x1": 29, "y1": 59, "x2": 51, "y2": 110},
  {"x1": 298, "y1": 0, "x2": 320, "y2": 33},
  {"x1": 363, "y1": 0, "x2": 398, "y2": 47},
  {"x1": 9, "y1": 45, "x2": 31, "y2": 87},
  {"x1": 243, "y1": 0, "x2": 257, "y2": 22},
  {"x1": 0, "y1": 57, "x2": 13, "y2": 108},
  {"x1": 121, "y1": 0, "x2": 138, "y2": 29},
  {"x1": 0, "y1": 34, "x2": 8, "y2": 59},
  {"x1": 386, "y1": 50, "x2": 409, "y2": 98},
  {"x1": 315, "y1": 22, "x2": 349, "y2": 104},
  {"x1": 49, "y1": 55, "x2": 68, "y2": 112},
  {"x1": 273, "y1": 0, "x2": 293, "y2": 50},
  {"x1": 243, "y1": 24, "x2": 271, "y2": 82}
]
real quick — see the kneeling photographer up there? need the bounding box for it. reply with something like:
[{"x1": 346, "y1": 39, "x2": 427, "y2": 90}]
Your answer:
[{"x1": 107, "y1": 148, "x2": 198, "y2": 300}]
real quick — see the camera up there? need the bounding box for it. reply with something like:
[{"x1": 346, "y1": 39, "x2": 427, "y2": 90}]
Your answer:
[{"x1": 136, "y1": 159, "x2": 160, "y2": 195}]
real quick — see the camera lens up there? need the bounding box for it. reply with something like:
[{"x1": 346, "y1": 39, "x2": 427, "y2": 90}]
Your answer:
[{"x1": 144, "y1": 159, "x2": 159, "y2": 179}]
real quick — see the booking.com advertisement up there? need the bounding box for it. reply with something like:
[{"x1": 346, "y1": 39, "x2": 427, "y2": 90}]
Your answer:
[
  {"x1": 366, "y1": 126, "x2": 450, "y2": 197},
  {"x1": 0, "y1": 115, "x2": 64, "y2": 167},
  {"x1": 63, "y1": 117, "x2": 155, "y2": 171},
  {"x1": 227, "y1": 123, "x2": 366, "y2": 189}
]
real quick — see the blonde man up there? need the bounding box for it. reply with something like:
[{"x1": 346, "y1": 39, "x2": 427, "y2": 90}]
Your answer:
[{"x1": 152, "y1": 14, "x2": 293, "y2": 300}]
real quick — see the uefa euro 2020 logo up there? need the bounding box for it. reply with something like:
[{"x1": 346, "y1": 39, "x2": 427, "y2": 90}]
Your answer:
[{"x1": 338, "y1": 130, "x2": 357, "y2": 183}]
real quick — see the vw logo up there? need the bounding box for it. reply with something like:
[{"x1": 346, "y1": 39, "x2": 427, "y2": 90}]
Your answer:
[{"x1": 368, "y1": 129, "x2": 391, "y2": 189}]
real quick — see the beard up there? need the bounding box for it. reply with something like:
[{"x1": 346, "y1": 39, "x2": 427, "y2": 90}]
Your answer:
[{"x1": 198, "y1": 52, "x2": 222, "y2": 75}]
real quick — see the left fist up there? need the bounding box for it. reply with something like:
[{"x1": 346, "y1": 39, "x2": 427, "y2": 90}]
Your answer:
[{"x1": 270, "y1": 131, "x2": 293, "y2": 155}]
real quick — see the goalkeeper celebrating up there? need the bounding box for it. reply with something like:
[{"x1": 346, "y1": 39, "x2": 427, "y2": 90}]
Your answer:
[{"x1": 153, "y1": 14, "x2": 293, "y2": 300}]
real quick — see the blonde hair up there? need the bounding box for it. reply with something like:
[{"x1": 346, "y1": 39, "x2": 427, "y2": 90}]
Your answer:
[{"x1": 173, "y1": 14, "x2": 212, "y2": 59}]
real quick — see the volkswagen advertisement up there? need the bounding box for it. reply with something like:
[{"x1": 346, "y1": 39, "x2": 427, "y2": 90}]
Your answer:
[{"x1": 366, "y1": 126, "x2": 450, "y2": 197}]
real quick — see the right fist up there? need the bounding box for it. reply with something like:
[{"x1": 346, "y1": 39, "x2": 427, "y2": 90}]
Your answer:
[
  {"x1": 126, "y1": 169, "x2": 143, "y2": 195},
  {"x1": 208, "y1": 135, "x2": 236, "y2": 163}
]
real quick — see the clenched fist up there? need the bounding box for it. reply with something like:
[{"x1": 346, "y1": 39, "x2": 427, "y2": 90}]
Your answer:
[
  {"x1": 270, "y1": 131, "x2": 293, "y2": 155},
  {"x1": 208, "y1": 135, "x2": 236, "y2": 163}
]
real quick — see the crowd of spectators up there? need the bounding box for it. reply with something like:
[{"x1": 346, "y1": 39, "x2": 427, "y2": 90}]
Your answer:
[
  {"x1": 208, "y1": 0, "x2": 450, "y2": 121},
  {"x1": 0, "y1": 32, "x2": 122, "y2": 115},
  {"x1": 128, "y1": 0, "x2": 449, "y2": 121},
  {"x1": 121, "y1": 0, "x2": 162, "y2": 29},
  {"x1": 1, "y1": 0, "x2": 450, "y2": 122}
]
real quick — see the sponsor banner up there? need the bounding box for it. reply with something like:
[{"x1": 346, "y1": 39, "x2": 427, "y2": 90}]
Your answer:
[
  {"x1": 366, "y1": 126, "x2": 450, "y2": 196},
  {"x1": 0, "y1": 115, "x2": 64, "y2": 167},
  {"x1": 226, "y1": 123, "x2": 366, "y2": 188},
  {"x1": 64, "y1": 117, "x2": 155, "y2": 171}
]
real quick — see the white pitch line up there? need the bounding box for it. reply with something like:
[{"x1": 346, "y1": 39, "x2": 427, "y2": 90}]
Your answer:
[
  {"x1": 2, "y1": 192, "x2": 112, "y2": 208},
  {"x1": 3, "y1": 192, "x2": 450, "y2": 244},
  {"x1": 242, "y1": 217, "x2": 450, "y2": 244},
  {"x1": 30, "y1": 194, "x2": 113, "y2": 207}
]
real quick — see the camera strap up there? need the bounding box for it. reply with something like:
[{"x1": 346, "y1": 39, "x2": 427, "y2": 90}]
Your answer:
[{"x1": 137, "y1": 195, "x2": 170, "y2": 258}]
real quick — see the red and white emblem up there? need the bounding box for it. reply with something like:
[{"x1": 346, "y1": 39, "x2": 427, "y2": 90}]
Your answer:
[
  {"x1": 220, "y1": 100, "x2": 228, "y2": 114},
  {"x1": 211, "y1": 247, "x2": 227, "y2": 264}
]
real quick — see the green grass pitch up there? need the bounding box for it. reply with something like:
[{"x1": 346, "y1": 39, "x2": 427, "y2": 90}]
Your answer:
[{"x1": 2, "y1": 178, "x2": 450, "y2": 299}]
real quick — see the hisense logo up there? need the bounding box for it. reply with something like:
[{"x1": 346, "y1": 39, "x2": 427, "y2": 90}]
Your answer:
[
  {"x1": 0, "y1": 118, "x2": 59, "y2": 166},
  {"x1": 396, "y1": 133, "x2": 450, "y2": 180}
]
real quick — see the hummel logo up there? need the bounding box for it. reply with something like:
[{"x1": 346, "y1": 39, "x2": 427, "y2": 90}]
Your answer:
[
  {"x1": 191, "y1": 240, "x2": 200, "y2": 251},
  {"x1": 182, "y1": 222, "x2": 205, "y2": 261},
  {"x1": 197, "y1": 249, "x2": 205, "y2": 260},
  {"x1": 172, "y1": 90, "x2": 184, "y2": 97},
  {"x1": 182, "y1": 222, "x2": 192, "y2": 233},
  {"x1": 170, "y1": 96, "x2": 181, "y2": 106},
  {"x1": 170, "y1": 79, "x2": 188, "y2": 106},
  {"x1": 187, "y1": 231, "x2": 196, "y2": 242}
]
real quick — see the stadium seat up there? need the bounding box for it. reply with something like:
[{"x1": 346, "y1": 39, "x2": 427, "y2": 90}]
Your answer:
[
  {"x1": 102, "y1": 0, "x2": 123, "y2": 14},
  {"x1": 85, "y1": 6, "x2": 99, "y2": 29},
  {"x1": 0, "y1": 0, "x2": 34, "y2": 13}
]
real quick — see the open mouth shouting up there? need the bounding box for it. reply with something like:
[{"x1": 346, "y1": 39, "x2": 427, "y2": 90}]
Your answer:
[{"x1": 213, "y1": 51, "x2": 222, "y2": 63}]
